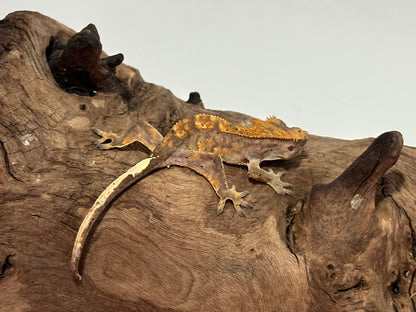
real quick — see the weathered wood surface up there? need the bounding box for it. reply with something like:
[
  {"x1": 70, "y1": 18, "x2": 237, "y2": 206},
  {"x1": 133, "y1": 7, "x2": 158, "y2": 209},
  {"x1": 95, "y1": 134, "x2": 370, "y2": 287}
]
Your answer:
[{"x1": 1, "y1": 11, "x2": 416, "y2": 312}]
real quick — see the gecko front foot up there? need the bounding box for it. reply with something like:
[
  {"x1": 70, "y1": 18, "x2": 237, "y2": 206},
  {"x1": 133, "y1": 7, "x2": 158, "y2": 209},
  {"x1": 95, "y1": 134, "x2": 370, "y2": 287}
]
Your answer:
[
  {"x1": 217, "y1": 186, "x2": 253, "y2": 217},
  {"x1": 92, "y1": 127, "x2": 124, "y2": 149},
  {"x1": 266, "y1": 169, "x2": 293, "y2": 195},
  {"x1": 247, "y1": 159, "x2": 293, "y2": 195}
]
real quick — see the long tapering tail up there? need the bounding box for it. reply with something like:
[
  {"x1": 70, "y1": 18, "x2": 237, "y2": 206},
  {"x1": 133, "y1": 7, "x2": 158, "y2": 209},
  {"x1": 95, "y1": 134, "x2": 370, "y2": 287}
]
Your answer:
[{"x1": 70, "y1": 156, "x2": 156, "y2": 280}]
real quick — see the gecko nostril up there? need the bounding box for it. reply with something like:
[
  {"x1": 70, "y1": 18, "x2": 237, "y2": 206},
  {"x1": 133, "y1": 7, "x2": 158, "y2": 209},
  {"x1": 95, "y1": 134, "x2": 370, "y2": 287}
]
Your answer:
[{"x1": 288, "y1": 145, "x2": 295, "y2": 152}]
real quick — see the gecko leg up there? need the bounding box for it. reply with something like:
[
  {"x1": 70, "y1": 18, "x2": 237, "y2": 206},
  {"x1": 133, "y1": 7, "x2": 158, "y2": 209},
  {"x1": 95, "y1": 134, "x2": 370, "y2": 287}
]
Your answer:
[
  {"x1": 93, "y1": 119, "x2": 163, "y2": 151},
  {"x1": 92, "y1": 128, "x2": 125, "y2": 149},
  {"x1": 166, "y1": 148, "x2": 253, "y2": 216},
  {"x1": 247, "y1": 159, "x2": 292, "y2": 195}
]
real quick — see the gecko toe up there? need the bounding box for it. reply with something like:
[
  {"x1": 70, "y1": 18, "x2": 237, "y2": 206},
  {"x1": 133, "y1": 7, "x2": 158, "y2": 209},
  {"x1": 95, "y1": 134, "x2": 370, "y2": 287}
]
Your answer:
[
  {"x1": 92, "y1": 128, "x2": 121, "y2": 149},
  {"x1": 272, "y1": 185, "x2": 293, "y2": 195},
  {"x1": 240, "y1": 190, "x2": 249, "y2": 198},
  {"x1": 98, "y1": 143, "x2": 112, "y2": 150},
  {"x1": 276, "y1": 171, "x2": 285, "y2": 177},
  {"x1": 231, "y1": 185, "x2": 248, "y2": 198},
  {"x1": 92, "y1": 127, "x2": 105, "y2": 136},
  {"x1": 217, "y1": 200, "x2": 226, "y2": 215},
  {"x1": 216, "y1": 187, "x2": 252, "y2": 216},
  {"x1": 268, "y1": 170, "x2": 285, "y2": 178},
  {"x1": 235, "y1": 206, "x2": 247, "y2": 217},
  {"x1": 95, "y1": 139, "x2": 112, "y2": 150},
  {"x1": 240, "y1": 200, "x2": 254, "y2": 210}
]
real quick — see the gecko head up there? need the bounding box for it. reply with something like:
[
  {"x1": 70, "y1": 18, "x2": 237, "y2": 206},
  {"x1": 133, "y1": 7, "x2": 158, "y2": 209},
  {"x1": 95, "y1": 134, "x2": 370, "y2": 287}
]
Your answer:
[
  {"x1": 266, "y1": 136, "x2": 307, "y2": 161},
  {"x1": 263, "y1": 117, "x2": 307, "y2": 160},
  {"x1": 260, "y1": 118, "x2": 307, "y2": 161},
  {"x1": 265, "y1": 117, "x2": 308, "y2": 142}
]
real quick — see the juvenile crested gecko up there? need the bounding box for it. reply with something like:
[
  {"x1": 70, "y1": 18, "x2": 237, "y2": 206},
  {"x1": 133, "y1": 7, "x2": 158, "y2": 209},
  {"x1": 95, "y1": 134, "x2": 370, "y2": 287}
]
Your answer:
[{"x1": 71, "y1": 114, "x2": 307, "y2": 279}]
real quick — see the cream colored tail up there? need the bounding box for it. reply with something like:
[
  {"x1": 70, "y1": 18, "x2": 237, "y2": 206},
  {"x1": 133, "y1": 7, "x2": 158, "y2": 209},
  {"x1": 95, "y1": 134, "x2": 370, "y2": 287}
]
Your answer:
[{"x1": 70, "y1": 157, "x2": 153, "y2": 280}]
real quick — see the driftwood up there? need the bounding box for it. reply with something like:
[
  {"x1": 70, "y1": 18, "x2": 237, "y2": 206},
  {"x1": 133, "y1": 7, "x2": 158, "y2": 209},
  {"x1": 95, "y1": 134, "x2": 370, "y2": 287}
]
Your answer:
[{"x1": 1, "y1": 11, "x2": 416, "y2": 312}]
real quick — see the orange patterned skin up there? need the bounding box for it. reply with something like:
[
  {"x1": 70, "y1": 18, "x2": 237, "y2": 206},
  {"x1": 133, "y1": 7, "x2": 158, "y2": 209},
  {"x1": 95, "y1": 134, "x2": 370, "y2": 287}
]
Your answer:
[
  {"x1": 71, "y1": 114, "x2": 307, "y2": 279},
  {"x1": 184, "y1": 114, "x2": 306, "y2": 140}
]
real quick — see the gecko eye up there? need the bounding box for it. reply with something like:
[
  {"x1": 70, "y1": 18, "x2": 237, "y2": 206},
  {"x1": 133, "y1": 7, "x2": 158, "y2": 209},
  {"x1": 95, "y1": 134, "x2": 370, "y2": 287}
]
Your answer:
[{"x1": 288, "y1": 145, "x2": 295, "y2": 152}]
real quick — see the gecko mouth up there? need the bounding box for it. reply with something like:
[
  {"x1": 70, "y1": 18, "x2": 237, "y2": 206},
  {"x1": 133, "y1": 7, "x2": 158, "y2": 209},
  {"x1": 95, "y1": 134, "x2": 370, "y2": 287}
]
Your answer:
[{"x1": 289, "y1": 137, "x2": 307, "y2": 151}]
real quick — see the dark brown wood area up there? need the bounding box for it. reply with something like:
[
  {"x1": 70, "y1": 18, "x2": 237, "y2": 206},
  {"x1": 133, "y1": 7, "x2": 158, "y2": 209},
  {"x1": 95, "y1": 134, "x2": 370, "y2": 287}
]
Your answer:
[{"x1": 1, "y1": 11, "x2": 416, "y2": 312}]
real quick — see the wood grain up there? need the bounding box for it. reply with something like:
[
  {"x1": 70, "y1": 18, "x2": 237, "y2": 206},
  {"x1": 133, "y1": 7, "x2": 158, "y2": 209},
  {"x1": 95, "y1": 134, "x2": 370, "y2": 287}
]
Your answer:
[{"x1": 1, "y1": 11, "x2": 415, "y2": 312}]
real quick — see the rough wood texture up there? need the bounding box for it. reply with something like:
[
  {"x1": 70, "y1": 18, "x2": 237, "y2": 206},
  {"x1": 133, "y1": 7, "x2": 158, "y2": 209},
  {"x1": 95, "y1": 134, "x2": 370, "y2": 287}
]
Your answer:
[{"x1": 1, "y1": 11, "x2": 416, "y2": 312}]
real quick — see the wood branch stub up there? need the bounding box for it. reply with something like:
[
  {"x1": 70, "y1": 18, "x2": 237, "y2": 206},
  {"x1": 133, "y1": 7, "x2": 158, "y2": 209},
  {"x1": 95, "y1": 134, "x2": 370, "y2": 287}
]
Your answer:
[
  {"x1": 46, "y1": 23, "x2": 124, "y2": 96},
  {"x1": 1, "y1": 11, "x2": 416, "y2": 312},
  {"x1": 290, "y1": 131, "x2": 416, "y2": 310}
]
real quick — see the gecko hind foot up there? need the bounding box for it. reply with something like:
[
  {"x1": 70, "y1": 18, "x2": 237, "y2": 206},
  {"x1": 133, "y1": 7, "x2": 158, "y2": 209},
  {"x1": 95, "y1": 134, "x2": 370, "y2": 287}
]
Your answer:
[{"x1": 217, "y1": 186, "x2": 253, "y2": 217}]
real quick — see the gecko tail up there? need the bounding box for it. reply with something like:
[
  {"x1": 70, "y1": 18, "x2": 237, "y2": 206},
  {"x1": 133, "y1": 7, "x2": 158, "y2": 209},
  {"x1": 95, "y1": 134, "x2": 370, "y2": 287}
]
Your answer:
[{"x1": 70, "y1": 156, "x2": 159, "y2": 279}]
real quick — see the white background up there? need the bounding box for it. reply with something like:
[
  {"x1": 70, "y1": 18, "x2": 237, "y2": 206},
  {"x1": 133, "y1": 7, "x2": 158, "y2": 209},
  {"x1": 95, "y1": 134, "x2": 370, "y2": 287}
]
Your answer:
[{"x1": 2, "y1": 1, "x2": 416, "y2": 145}]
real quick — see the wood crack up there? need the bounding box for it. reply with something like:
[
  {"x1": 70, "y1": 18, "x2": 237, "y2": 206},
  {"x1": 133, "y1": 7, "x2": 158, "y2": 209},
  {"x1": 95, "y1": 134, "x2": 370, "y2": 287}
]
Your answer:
[
  {"x1": 0, "y1": 139, "x2": 23, "y2": 182},
  {"x1": 0, "y1": 254, "x2": 15, "y2": 279}
]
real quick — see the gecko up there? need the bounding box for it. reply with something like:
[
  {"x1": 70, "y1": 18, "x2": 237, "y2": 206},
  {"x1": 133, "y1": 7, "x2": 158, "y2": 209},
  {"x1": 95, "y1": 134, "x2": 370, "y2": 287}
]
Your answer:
[{"x1": 71, "y1": 114, "x2": 307, "y2": 279}]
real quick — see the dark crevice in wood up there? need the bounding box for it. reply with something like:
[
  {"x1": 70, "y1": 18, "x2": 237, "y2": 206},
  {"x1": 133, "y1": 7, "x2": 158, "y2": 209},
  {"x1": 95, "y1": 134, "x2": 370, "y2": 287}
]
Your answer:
[
  {"x1": 390, "y1": 273, "x2": 401, "y2": 295},
  {"x1": 409, "y1": 270, "x2": 416, "y2": 309},
  {"x1": 334, "y1": 277, "x2": 366, "y2": 294},
  {"x1": 0, "y1": 254, "x2": 15, "y2": 279},
  {"x1": 310, "y1": 272, "x2": 337, "y2": 304},
  {"x1": 397, "y1": 202, "x2": 416, "y2": 260},
  {"x1": 59, "y1": 220, "x2": 78, "y2": 232},
  {"x1": 382, "y1": 177, "x2": 416, "y2": 259},
  {"x1": 285, "y1": 199, "x2": 303, "y2": 264}
]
